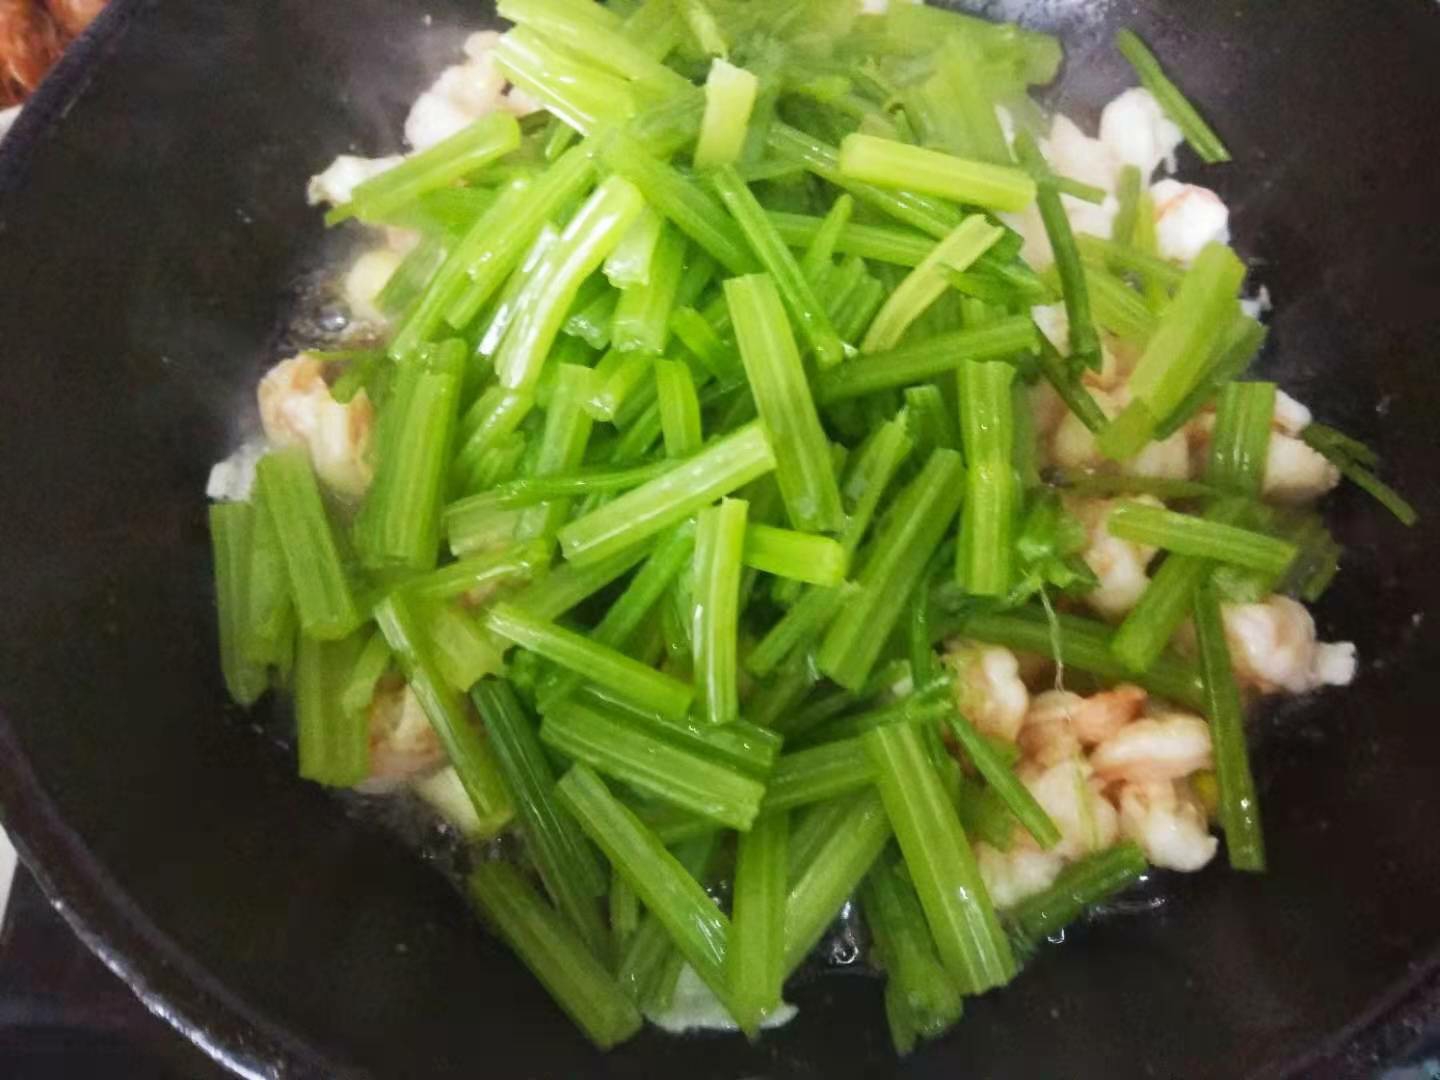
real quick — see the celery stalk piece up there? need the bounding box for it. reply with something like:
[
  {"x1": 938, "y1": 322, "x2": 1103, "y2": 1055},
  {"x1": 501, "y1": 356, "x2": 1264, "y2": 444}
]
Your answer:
[
  {"x1": 741, "y1": 524, "x2": 848, "y2": 587},
  {"x1": 728, "y1": 812, "x2": 789, "y2": 1035},
  {"x1": 839, "y1": 133, "x2": 1036, "y2": 212},
  {"x1": 724, "y1": 275, "x2": 845, "y2": 533},
  {"x1": 678, "y1": 0, "x2": 728, "y2": 57},
  {"x1": 1115, "y1": 30, "x2": 1231, "y2": 164},
  {"x1": 492, "y1": 27, "x2": 637, "y2": 134},
  {"x1": 256, "y1": 450, "x2": 363, "y2": 642},
  {"x1": 326, "y1": 112, "x2": 521, "y2": 225},
  {"x1": 486, "y1": 602, "x2": 694, "y2": 723},
  {"x1": 956, "y1": 359, "x2": 1020, "y2": 597},
  {"x1": 209, "y1": 503, "x2": 269, "y2": 706},
  {"x1": 1005, "y1": 842, "x2": 1148, "y2": 957},
  {"x1": 445, "y1": 146, "x2": 596, "y2": 330},
  {"x1": 339, "y1": 629, "x2": 391, "y2": 724},
  {"x1": 767, "y1": 210, "x2": 934, "y2": 267},
  {"x1": 1035, "y1": 336, "x2": 1108, "y2": 434},
  {"x1": 691, "y1": 499, "x2": 748, "y2": 727},
  {"x1": 468, "y1": 861, "x2": 642, "y2": 1050},
  {"x1": 244, "y1": 476, "x2": 297, "y2": 671},
  {"x1": 475, "y1": 225, "x2": 563, "y2": 360},
  {"x1": 712, "y1": 167, "x2": 847, "y2": 367},
  {"x1": 745, "y1": 583, "x2": 855, "y2": 679},
  {"x1": 472, "y1": 678, "x2": 610, "y2": 950},
  {"x1": 604, "y1": 208, "x2": 663, "y2": 289},
  {"x1": 602, "y1": 132, "x2": 758, "y2": 275},
  {"x1": 1303, "y1": 423, "x2": 1419, "y2": 527},
  {"x1": 1153, "y1": 315, "x2": 1267, "y2": 441},
  {"x1": 355, "y1": 341, "x2": 465, "y2": 572},
  {"x1": 558, "y1": 421, "x2": 776, "y2": 565},
  {"x1": 761, "y1": 738, "x2": 876, "y2": 814},
  {"x1": 1107, "y1": 502, "x2": 1298, "y2": 577},
  {"x1": 818, "y1": 449, "x2": 966, "y2": 691},
  {"x1": 406, "y1": 541, "x2": 550, "y2": 606},
  {"x1": 516, "y1": 365, "x2": 596, "y2": 542},
  {"x1": 612, "y1": 225, "x2": 686, "y2": 355},
  {"x1": 944, "y1": 710, "x2": 1059, "y2": 849},
  {"x1": 425, "y1": 601, "x2": 506, "y2": 693},
  {"x1": 375, "y1": 590, "x2": 514, "y2": 832},
  {"x1": 864, "y1": 722, "x2": 1015, "y2": 994},
  {"x1": 497, "y1": 0, "x2": 693, "y2": 97},
  {"x1": 694, "y1": 58, "x2": 759, "y2": 170},
  {"x1": 782, "y1": 790, "x2": 892, "y2": 974},
  {"x1": 557, "y1": 764, "x2": 739, "y2": 1015},
  {"x1": 617, "y1": 834, "x2": 718, "y2": 1006},
  {"x1": 494, "y1": 175, "x2": 647, "y2": 392},
  {"x1": 861, "y1": 216, "x2": 1005, "y2": 353},
  {"x1": 654, "y1": 359, "x2": 704, "y2": 457},
  {"x1": 799, "y1": 193, "x2": 855, "y2": 283},
  {"x1": 947, "y1": 606, "x2": 1208, "y2": 713}
]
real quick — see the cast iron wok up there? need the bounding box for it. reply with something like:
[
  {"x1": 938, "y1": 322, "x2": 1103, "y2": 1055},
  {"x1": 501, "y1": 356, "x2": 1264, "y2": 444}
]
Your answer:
[{"x1": 0, "y1": 0, "x2": 1438, "y2": 1076}]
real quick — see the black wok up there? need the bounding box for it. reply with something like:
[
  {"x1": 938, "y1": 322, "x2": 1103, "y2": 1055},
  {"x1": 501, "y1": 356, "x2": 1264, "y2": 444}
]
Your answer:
[{"x1": 0, "y1": 1, "x2": 1438, "y2": 1076}]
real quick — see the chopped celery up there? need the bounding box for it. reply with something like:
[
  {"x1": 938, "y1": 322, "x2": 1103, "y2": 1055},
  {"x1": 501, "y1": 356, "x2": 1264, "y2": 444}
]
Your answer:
[
  {"x1": 839, "y1": 134, "x2": 1037, "y2": 212},
  {"x1": 1116, "y1": 30, "x2": 1231, "y2": 164},
  {"x1": 691, "y1": 499, "x2": 748, "y2": 727},
  {"x1": 209, "y1": 502, "x2": 269, "y2": 706},
  {"x1": 695, "y1": 59, "x2": 759, "y2": 170}
]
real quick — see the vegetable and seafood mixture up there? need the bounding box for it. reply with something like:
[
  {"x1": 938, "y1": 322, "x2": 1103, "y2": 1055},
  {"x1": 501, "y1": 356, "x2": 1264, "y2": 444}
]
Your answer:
[{"x1": 206, "y1": 0, "x2": 1415, "y2": 1054}]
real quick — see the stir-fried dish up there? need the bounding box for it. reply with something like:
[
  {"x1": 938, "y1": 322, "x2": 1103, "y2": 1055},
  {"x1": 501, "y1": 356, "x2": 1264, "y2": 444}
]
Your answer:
[{"x1": 205, "y1": 0, "x2": 1416, "y2": 1053}]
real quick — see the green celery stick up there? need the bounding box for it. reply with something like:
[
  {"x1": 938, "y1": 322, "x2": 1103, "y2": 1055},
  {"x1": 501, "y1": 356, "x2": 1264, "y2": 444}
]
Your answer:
[
  {"x1": 694, "y1": 58, "x2": 759, "y2": 170},
  {"x1": 1116, "y1": 30, "x2": 1231, "y2": 164},
  {"x1": 728, "y1": 811, "x2": 789, "y2": 1035},
  {"x1": 692, "y1": 499, "x2": 748, "y2": 727},
  {"x1": 839, "y1": 133, "x2": 1036, "y2": 212},
  {"x1": 762, "y1": 737, "x2": 877, "y2": 813},
  {"x1": 209, "y1": 502, "x2": 269, "y2": 706}
]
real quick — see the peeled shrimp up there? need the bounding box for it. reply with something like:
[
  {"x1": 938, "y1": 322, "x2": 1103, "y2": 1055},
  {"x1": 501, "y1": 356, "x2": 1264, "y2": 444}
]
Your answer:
[
  {"x1": 344, "y1": 248, "x2": 404, "y2": 324},
  {"x1": 307, "y1": 154, "x2": 404, "y2": 207},
  {"x1": 1098, "y1": 87, "x2": 1182, "y2": 180},
  {"x1": 363, "y1": 681, "x2": 445, "y2": 789},
  {"x1": 943, "y1": 642, "x2": 1030, "y2": 742},
  {"x1": 975, "y1": 843, "x2": 1064, "y2": 911},
  {"x1": 1262, "y1": 433, "x2": 1341, "y2": 503},
  {"x1": 1022, "y1": 759, "x2": 1120, "y2": 860},
  {"x1": 1051, "y1": 389, "x2": 1191, "y2": 482},
  {"x1": 1090, "y1": 713, "x2": 1213, "y2": 784},
  {"x1": 1016, "y1": 694, "x2": 1081, "y2": 769},
  {"x1": 1150, "y1": 179, "x2": 1230, "y2": 264},
  {"x1": 1065, "y1": 496, "x2": 1161, "y2": 621},
  {"x1": 1036, "y1": 684, "x2": 1148, "y2": 747},
  {"x1": 1114, "y1": 779, "x2": 1218, "y2": 872},
  {"x1": 258, "y1": 354, "x2": 374, "y2": 498},
  {"x1": 1222, "y1": 595, "x2": 1357, "y2": 694},
  {"x1": 404, "y1": 31, "x2": 509, "y2": 151}
]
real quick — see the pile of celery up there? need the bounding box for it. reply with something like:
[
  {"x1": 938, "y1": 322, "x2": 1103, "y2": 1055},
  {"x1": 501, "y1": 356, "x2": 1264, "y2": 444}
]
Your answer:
[{"x1": 208, "y1": 0, "x2": 1414, "y2": 1054}]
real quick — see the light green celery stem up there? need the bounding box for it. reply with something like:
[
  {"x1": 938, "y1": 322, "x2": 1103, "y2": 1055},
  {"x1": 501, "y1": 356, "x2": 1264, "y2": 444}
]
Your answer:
[
  {"x1": 492, "y1": 27, "x2": 636, "y2": 134},
  {"x1": 448, "y1": 463, "x2": 679, "y2": 528},
  {"x1": 516, "y1": 366, "x2": 596, "y2": 542},
  {"x1": 785, "y1": 794, "x2": 859, "y2": 881},
  {"x1": 1044, "y1": 261, "x2": 1156, "y2": 344},
  {"x1": 326, "y1": 112, "x2": 520, "y2": 225},
  {"x1": 510, "y1": 543, "x2": 647, "y2": 623},
  {"x1": 904, "y1": 385, "x2": 959, "y2": 459},
  {"x1": 945, "y1": 710, "x2": 1059, "y2": 848},
  {"x1": 602, "y1": 132, "x2": 758, "y2": 275},
  {"x1": 446, "y1": 146, "x2": 596, "y2": 329},
  {"x1": 450, "y1": 384, "x2": 532, "y2": 489},
  {"x1": 836, "y1": 275, "x2": 888, "y2": 349},
  {"x1": 612, "y1": 226, "x2": 686, "y2": 355},
  {"x1": 860, "y1": 216, "x2": 1005, "y2": 353},
  {"x1": 388, "y1": 179, "x2": 530, "y2": 359},
  {"x1": 864, "y1": 722, "x2": 1014, "y2": 994},
  {"x1": 694, "y1": 58, "x2": 759, "y2": 170},
  {"x1": 712, "y1": 167, "x2": 846, "y2": 367},
  {"x1": 794, "y1": 686, "x2": 956, "y2": 747},
  {"x1": 1036, "y1": 337, "x2": 1108, "y2": 435},
  {"x1": 671, "y1": 307, "x2": 739, "y2": 380},
  {"x1": 472, "y1": 679, "x2": 610, "y2": 952},
  {"x1": 879, "y1": 5, "x2": 1061, "y2": 82},
  {"x1": 690, "y1": 498, "x2": 748, "y2": 727},
  {"x1": 838, "y1": 413, "x2": 915, "y2": 560},
  {"x1": 1302, "y1": 424, "x2": 1419, "y2": 527},
  {"x1": 838, "y1": 133, "x2": 1036, "y2": 212},
  {"x1": 339, "y1": 629, "x2": 391, "y2": 722},
  {"x1": 740, "y1": 524, "x2": 848, "y2": 587},
  {"x1": 745, "y1": 583, "x2": 856, "y2": 679},
  {"x1": 1115, "y1": 30, "x2": 1231, "y2": 164},
  {"x1": 820, "y1": 255, "x2": 867, "y2": 324},
  {"x1": 468, "y1": 861, "x2": 642, "y2": 1050},
  {"x1": 677, "y1": 0, "x2": 728, "y2": 56},
  {"x1": 818, "y1": 449, "x2": 966, "y2": 691},
  {"x1": 376, "y1": 234, "x2": 448, "y2": 319},
  {"x1": 425, "y1": 601, "x2": 506, "y2": 692},
  {"x1": 1005, "y1": 842, "x2": 1148, "y2": 956},
  {"x1": 559, "y1": 421, "x2": 775, "y2": 564},
  {"x1": 948, "y1": 607, "x2": 1208, "y2": 713},
  {"x1": 446, "y1": 506, "x2": 522, "y2": 558},
  {"x1": 584, "y1": 349, "x2": 651, "y2": 422},
  {"x1": 556, "y1": 764, "x2": 738, "y2": 1012},
  {"x1": 1054, "y1": 175, "x2": 1108, "y2": 205},
  {"x1": 497, "y1": 0, "x2": 692, "y2": 96},
  {"x1": 375, "y1": 591, "x2": 513, "y2": 831},
  {"x1": 1192, "y1": 579, "x2": 1265, "y2": 872},
  {"x1": 355, "y1": 342, "x2": 465, "y2": 571},
  {"x1": 605, "y1": 209, "x2": 662, "y2": 289},
  {"x1": 863, "y1": 853, "x2": 964, "y2": 1056},
  {"x1": 1153, "y1": 315, "x2": 1267, "y2": 441},
  {"x1": 617, "y1": 834, "x2": 718, "y2": 1006},
  {"x1": 540, "y1": 699, "x2": 763, "y2": 830},
  {"x1": 768, "y1": 210, "x2": 932, "y2": 268},
  {"x1": 1101, "y1": 243, "x2": 1247, "y2": 459},
  {"x1": 724, "y1": 275, "x2": 844, "y2": 532},
  {"x1": 1051, "y1": 470, "x2": 1220, "y2": 501},
  {"x1": 209, "y1": 503, "x2": 269, "y2": 705},
  {"x1": 729, "y1": 811, "x2": 789, "y2": 1035},
  {"x1": 255, "y1": 450, "x2": 362, "y2": 641},
  {"x1": 494, "y1": 176, "x2": 646, "y2": 392},
  {"x1": 654, "y1": 359, "x2": 704, "y2": 457},
  {"x1": 539, "y1": 522, "x2": 695, "y2": 709},
  {"x1": 761, "y1": 737, "x2": 877, "y2": 813},
  {"x1": 800, "y1": 193, "x2": 855, "y2": 283},
  {"x1": 933, "y1": 32, "x2": 1011, "y2": 164},
  {"x1": 956, "y1": 359, "x2": 1019, "y2": 597},
  {"x1": 1107, "y1": 503, "x2": 1298, "y2": 577},
  {"x1": 405, "y1": 540, "x2": 549, "y2": 604},
  {"x1": 1112, "y1": 164, "x2": 1143, "y2": 246},
  {"x1": 486, "y1": 602, "x2": 693, "y2": 722},
  {"x1": 766, "y1": 123, "x2": 962, "y2": 240},
  {"x1": 475, "y1": 225, "x2": 562, "y2": 360},
  {"x1": 1111, "y1": 547, "x2": 1216, "y2": 675},
  {"x1": 782, "y1": 790, "x2": 892, "y2": 975},
  {"x1": 564, "y1": 286, "x2": 618, "y2": 349},
  {"x1": 1208, "y1": 381, "x2": 1276, "y2": 496},
  {"x1": 1075, "y1": 233, "x2": 1185, "y2": 292},
  {"x1": 622, "y1": 0, "x2": 683, "y2": 58},
  {"x1": 365, "y1": 185, "x2": 497, "y2": 235},
  {"x1": 745, "y1": 663, "x2": 815, "y2": 733}
]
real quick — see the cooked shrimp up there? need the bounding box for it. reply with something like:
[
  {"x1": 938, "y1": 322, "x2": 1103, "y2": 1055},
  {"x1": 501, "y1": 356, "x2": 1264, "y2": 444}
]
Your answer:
[
  {"x1": 975, "y1": 843, "x2": 1064, "y2": 911},
  {"x1": 1272, "y1": 389, "x2": 1313, "y2": 436},
  {"x1": 1022, "y1": 759, "x2": 1120, "y2": 860},
  {"x1": 0, "y1": 0, "x2": 62, "y2": 106},
  {"x1": 1222, "y1": 595, "x2": 1357, "y2": 694},
  {"x1": 1042, "y1": 684, "x2": 1148, "y2": 746},
  {"x1": 1113, "y1": 779, "x2": 1218, "y2": 871},
  {"x1": 344, "y1": 248, "x2": 403, "y2": 324},
  {"x1": 404, "y1": 31, "x2": 510, "y2": 151},
  {"x1": 257, "y1": 354, "x2": 374, "y2": 498},
  {"x1": 943, "y1": 642, "x2": 1030, "y2": 742},
  {"x1": 44, "y1": 0, "x2": 106, "y2": 37},
  {"x1": 363, "y1": 681, "x2": 445, "y2": 789},
  {"x1": 1150, "y1": 179, "x2": 1230, "y2": 264},
  {"x1": 1090, "y1": 713, "x2": 1213, "y2": 783},
  {"x1": 307, "y1": 154, "x2": 404, "y2": 207},
  {"x1": 1098, "y1": 87, "x2": 1182, "y2": 180},
  {"x1": 1262, "y1": 433, "x2": 1341, "y2": 503},
  {"x1": 1029, "y1": 379, "x2": 1068, "y2": 440},
  {"x1": 1016, "y1": 706, "x2": 1080, "y2": 770},
  {"x1": 1064, "y1": 496, "x2": 1161, "y2": 621},
  {"x1": 1051, "y1": 389, "x2": 1191, "y2": 481}
]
